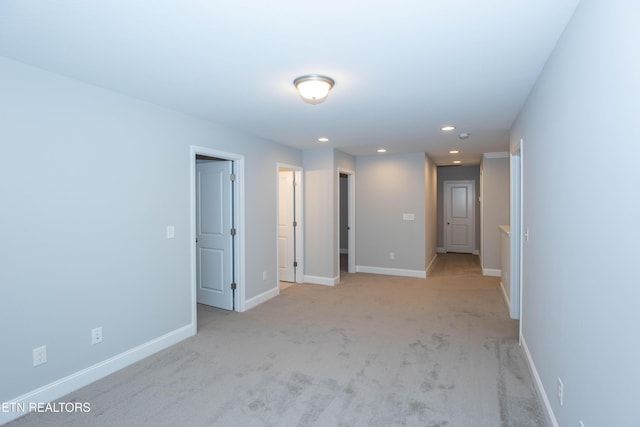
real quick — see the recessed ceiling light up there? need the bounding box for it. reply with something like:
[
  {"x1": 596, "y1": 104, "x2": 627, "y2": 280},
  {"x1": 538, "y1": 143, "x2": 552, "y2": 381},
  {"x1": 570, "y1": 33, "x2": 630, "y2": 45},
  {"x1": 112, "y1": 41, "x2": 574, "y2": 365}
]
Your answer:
[
  {"x1": 449, "y1": 150, "x2": 459, "y2": 154},
  {"x1": 453, "y1": 160, "x2": 462, "y2": 164},
  {"x1": 318, "y1": 137, "x2": 329, "y2": 142},
  {"x1": 459, "y1": 132, "x2": 470, "y2": 139},
  {"x1": 441, "y1": 125, "x2": 456, "y2": 131},
  {"x1": 377, "y1": 149, "x2": 387, "y2": 153}
]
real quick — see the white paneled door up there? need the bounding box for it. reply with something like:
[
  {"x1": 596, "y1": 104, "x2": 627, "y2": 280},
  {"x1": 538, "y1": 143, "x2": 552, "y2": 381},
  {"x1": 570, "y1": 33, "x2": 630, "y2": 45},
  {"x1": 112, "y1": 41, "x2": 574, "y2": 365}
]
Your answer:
[
  {"x1": 196, "y1": 160, "x2": 234, "y2": 310},
  {"x1": 278, "y1": 171, "x2": 295, "y2": 282},
  {"x1": 444, "y1": 180, "x2": 475, "y2": 254}
]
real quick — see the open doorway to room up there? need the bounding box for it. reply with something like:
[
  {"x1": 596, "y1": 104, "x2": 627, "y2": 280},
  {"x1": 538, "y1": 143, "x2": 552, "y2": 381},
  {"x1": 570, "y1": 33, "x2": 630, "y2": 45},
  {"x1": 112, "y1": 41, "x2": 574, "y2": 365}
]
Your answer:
[
  {"x1": 510, "y1": 140, "x2": 523, "y2": 322},
  {"x1": 277, "y1": 164, "x2": 303, "y2": 292},
  {"x1": 191, "y1": 146, "x2": 245, "y2": 331},
  {"x1": 339, "y1": 169, "x2": 356, "y2": 276}
]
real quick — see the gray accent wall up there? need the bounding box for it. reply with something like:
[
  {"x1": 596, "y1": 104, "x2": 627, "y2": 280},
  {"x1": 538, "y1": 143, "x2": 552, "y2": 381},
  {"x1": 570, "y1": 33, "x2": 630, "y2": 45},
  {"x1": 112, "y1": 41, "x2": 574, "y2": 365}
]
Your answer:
[
  {"x1": 436, "y1": 165, "x2": 481, "y2": 252},
  {"x1": 0, "y1": 57, "x2": 302, "y2": 403},
  {"x1": 511, "y1": 1, "x2": 639, "y2": 425},
  {"x1": 480, "y1": 156, "x2": 509, "y2": 271},
  {"x1": 355, "y1": 153, "x2": 427, "y2": 272}
]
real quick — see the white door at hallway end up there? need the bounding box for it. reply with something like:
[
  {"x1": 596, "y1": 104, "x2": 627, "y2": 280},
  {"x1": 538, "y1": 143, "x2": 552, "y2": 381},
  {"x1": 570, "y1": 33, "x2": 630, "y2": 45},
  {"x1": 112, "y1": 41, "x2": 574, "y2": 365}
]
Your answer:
[
  {"x1": 444, "y1": 180, "x2": 475, "y2": 254},
  {"x1": 196, "y1": 159, "x2": 234, "y2": 310}
]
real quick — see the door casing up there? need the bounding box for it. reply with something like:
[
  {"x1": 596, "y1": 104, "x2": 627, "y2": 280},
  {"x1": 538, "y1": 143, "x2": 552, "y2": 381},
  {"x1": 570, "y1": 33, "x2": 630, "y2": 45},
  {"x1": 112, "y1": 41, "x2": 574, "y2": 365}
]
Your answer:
[
  {"x1": 276, "y1": 163, "x2": 304, "y2": 286},
  {"x1": 190, "y1": 146, "x2": 245, "y2": 327}
]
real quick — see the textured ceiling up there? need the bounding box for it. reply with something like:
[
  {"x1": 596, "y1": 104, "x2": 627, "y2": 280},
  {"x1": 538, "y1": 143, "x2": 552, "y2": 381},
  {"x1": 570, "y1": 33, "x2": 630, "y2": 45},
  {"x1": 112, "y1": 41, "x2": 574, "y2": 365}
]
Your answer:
[{"x1": 0, "y1": 0, "x2": 579, "y2": 164}]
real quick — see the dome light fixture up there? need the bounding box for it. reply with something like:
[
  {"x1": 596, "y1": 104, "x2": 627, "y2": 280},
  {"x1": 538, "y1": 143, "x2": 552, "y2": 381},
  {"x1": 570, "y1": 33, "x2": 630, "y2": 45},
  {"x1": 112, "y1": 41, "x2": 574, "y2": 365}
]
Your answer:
[{"x1": 294, "y1": 74, "x2": 335, "y2": 105}]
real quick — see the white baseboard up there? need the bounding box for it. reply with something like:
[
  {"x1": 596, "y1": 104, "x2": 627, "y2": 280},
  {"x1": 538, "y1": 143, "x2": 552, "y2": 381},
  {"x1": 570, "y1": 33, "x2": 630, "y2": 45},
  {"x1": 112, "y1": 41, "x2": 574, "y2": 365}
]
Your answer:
[
  {"x1": 0, "y1": 325, "x2": 194, "y2": 425},
  {"x1": 244, "y1": 286, "x2": 279, "y2": 311},
  {"x1": 499, "y1": 280, "x2": 511, "y2": 314},
  {"x1": 473, "y1": 249, "x2": 480, "y2": 255},
  {"x1": 303, "y1": 275, "x2": 339, "y2": 286},
  {"x1": 520, "y1": 336, "x2": 558, "y2": 427},
  {"x1": 426, "y1": 254, "x2": 438, "y2": 274},
  {"x1": 356, "y1": 265, "x2": 426, "y2": 279},
  {"x1": 436, "y1": 247, "x2": 446, "y2": 254},
  {"x1": 483, "y1": 268, "x2": 501, "y2": 277}
]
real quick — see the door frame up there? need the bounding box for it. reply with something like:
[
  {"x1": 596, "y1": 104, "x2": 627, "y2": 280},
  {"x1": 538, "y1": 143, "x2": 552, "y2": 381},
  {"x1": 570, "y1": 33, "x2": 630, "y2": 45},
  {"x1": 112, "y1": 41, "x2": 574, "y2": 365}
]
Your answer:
[
  {"x1": 443, "y1": 179, "x2": 475, "y2": 254},
  {"x1": 338, "y1": 168, "x2": 356, "y2": 274},
  {"x1": 276, "y1": 163, "x2": 304, "y2": 287},
  {"x1": 510, "y1": 139, "x2": 524, "y2": 323},
  {"x1": 190, "y1": 146, "x2": 245, "y2": 326}
]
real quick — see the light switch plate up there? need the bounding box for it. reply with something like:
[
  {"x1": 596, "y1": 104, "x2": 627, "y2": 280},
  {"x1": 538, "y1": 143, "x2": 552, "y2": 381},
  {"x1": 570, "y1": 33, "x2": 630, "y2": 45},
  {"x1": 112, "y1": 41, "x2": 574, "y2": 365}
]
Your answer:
[
  {"x1": 402, "y1": 213, "x2": 415, "y2": 221},
  {"x1": 166, "y1": 225, "x2": 175, "y2": 239}
]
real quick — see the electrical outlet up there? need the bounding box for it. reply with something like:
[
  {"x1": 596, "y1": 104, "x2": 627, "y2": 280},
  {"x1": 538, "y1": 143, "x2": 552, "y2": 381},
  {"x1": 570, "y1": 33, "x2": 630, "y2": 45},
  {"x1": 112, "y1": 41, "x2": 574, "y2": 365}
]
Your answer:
[
  {"x1": 91, "y1": 327, "x2": 103, "y2": 345},
  {"x1": 389, "y1": 252, "x2": 395, "y2": 260},
  {"x1": 33, "y1": 346, "x2": 47, "y2": 367},
  {"x1": 262, "y1": 271, "x2": 267, "y2": 281},
  {"x1": 557, "y1": 377, "x2": 564, "y2": 406}
]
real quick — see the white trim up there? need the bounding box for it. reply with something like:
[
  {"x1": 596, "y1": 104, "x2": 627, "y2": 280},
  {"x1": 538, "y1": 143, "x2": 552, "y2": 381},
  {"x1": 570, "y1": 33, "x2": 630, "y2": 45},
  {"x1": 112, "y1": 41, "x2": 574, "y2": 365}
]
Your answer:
[
  {"x1": 0, "y1": 325, "x2": 193, "y2": 425},
  {"x1": 483, "y1": 151, "x2": 509, "y2": 159},
  {"x1": 244, "y1": 286, "x2": 279, "y2": 311},
  {"x1": 521, "y1": 336, "x2": 559, "y2": 427},
  {"x1": 472, "y1": 249, "x2": 480, "y2": 255},
  {"x1": 436, "y1": 247, "x2": 446, "y2": 253},
  {"x1": 426, "y1": 254, "x2": 438, "y2": 274},
  {"x1": 499, "y1": 280, "x2": 511, "y2": 313},
  {"x1": 356, "y1": 265, "x2": 427, "y2": 279},
  {"x1": 483, "y1": 268, "x2": 501, "y2": 277},
  {"x1": 190, "y1": 146, "x2": 246, "y2": 312},
  {"x1": 303, "y1": 275, "x2": 339, "y2": 286}
]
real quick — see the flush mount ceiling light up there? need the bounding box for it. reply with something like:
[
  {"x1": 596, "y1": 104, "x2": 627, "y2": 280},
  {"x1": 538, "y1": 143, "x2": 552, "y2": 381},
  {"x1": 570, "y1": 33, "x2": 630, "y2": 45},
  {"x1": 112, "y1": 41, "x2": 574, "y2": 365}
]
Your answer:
[
  {"x1": 459, "y1": 132, "x2": 470, "y2": 140},
  {"x1": 453, "y1": 160, "x2": 462, "y2": 164},
  {"x1": 449, "y1": 150, "x2": 460, "y2": 154},
  {"x1": 377, "y1": 148, "x2": 387, "y2": 153},
  {"x1": 318, "y1": 137, "x2": 329, "y2": 142},
  {"x1": 294, "y1": 74, "x2": 335, "y2": 105},
  {"x1": 441, "y1": 125, "x2": 456, "y2": 131}
]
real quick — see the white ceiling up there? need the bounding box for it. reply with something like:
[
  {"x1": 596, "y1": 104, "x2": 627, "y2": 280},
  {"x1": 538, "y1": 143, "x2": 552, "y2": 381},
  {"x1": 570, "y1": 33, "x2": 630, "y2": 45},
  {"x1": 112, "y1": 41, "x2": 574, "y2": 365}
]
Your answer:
[{"x1": 0, "y1": 0, "x2": 579, "y2": 165}]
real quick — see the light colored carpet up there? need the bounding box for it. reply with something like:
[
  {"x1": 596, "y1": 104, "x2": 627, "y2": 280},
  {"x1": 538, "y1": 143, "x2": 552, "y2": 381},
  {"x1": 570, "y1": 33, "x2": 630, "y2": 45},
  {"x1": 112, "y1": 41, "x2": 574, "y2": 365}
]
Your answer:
[{"x1": 9, "y1": 254, "x2": 547, "y2": 426}]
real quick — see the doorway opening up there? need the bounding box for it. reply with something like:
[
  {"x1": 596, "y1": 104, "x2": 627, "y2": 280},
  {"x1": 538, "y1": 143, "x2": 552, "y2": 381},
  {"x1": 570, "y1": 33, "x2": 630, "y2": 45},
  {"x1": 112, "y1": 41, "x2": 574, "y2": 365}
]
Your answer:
[
  {"x1": 190, "y1": 146, "x2": 245, "y2": 332},
  {"x1": 338, "y1": 169, "x2": 356, "y2": 275},
  {"x1": 277, "y1": 164, "x2": 303, "y2": 292},
  {"x1": 510, "y1": 140, "x2": 523, "y2": 322}
]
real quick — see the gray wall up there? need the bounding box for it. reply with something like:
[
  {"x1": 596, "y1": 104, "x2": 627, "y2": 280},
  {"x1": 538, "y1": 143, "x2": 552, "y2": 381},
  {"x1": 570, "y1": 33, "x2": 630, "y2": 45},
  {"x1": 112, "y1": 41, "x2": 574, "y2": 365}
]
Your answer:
[
  {"x1": 0, "y1": 57, "x2": 302, "y2": 403},
  {"x1": 424, "y1": 155, "x2": 438, "y2": 268},
  {"x1": 511, "y1": 1, "x2": 640, "y2": 425},
  {"x1": 480, "y1": 156, "x2": 509, "y2": 271},
  {"x1": 356, "y1": 152, "x2": 426, "y2": 272},
  {"x1": 436, "y1": 165, "x2": 481, "y2": 252}
]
